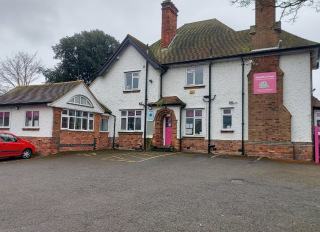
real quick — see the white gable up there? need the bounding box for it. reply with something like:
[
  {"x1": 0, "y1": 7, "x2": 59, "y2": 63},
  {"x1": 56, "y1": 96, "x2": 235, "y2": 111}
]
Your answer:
[{"x1": 49, "y1": 83, "x2": 105, "y2": 113}]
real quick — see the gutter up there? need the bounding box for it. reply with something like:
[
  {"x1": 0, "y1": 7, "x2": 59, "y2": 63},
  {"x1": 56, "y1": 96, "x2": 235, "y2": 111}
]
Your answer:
[
  {"x1": 160, "y1": 45, "x2": 320, "y2": 67},
  {"x1": 109, "y1": 113, "x2": 117, "y2": 149},
  {"x1": 179, "y1": 105, "x2": 186, "y2": 152}
]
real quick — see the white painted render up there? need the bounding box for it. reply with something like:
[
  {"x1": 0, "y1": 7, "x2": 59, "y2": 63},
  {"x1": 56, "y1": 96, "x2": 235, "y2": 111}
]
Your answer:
[
  {"x1": 163, "y1": 59, "x2": 250, "y2": 141},
  {"x1": 1, "y1": 105, "x2": 53, "y2": 137},
  {"x1": 49, "y1": 83, "x2": 105, "y2": 114},
  {"x1": 90, "y1": 45, "x2": 161, "y2": 138},
  {"x1": 281, "y1": 52, "x2": 312, "y2": 142}
]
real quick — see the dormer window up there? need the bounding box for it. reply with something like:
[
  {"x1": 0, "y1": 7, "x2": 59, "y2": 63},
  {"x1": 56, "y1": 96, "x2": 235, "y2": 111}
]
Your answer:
[{"x1": 68, "y1": 95, "x2": 93, "y2": 107}]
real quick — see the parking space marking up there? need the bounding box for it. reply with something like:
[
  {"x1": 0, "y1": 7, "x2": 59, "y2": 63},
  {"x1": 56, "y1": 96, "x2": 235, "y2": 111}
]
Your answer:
[{"x1": 100, "y1": 152, "x2": 177, "y2": 163}]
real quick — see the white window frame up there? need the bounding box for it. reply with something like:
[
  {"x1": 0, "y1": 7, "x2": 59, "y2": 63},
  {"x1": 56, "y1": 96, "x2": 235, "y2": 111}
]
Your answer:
[
  {"x1": 25, "y1": 111, "x2": 40, "y2": 128},
  {"x1": 120, "y1": 110, "x2": 142, "y2": 131},
  {"x1": 68, "y1": 95, "x2": 93, "y2": 107},
  {"x1": 185, "y1": 109, "x2": 203, "y2": 136},
  {"x1": 186, "y1": 66, "x2": 204, "y2": 86},
  {"x1": 221, "y1": 108, "x2": 233, "y2": 131},
  {"x1": 0, "y1": 111, "x2": 10, "y2": 128},
  {"x1": 100, "y1": 118, "x2": 109, "y2": 132},
  {"x1": 61, "y1": 109, "x2": 94, "y2": 131},
  {"x1": 125, "y1": 72, "x2": 140, "y2": 91}
]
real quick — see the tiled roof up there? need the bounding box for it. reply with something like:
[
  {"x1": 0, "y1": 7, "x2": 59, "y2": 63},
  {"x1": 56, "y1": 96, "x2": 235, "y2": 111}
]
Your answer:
[
  {"x1": 149, "y1": 19, "x2": 319, "y2": 64},
  {"x1": 313, "y1": 96, "x2": 320, "y2": 108},
  {"x1": 0, "y1": 81, "x2": 82, "y2": 106},
  {"x1": 148, "y1": 96, "x2": 186, "y2": 106}
]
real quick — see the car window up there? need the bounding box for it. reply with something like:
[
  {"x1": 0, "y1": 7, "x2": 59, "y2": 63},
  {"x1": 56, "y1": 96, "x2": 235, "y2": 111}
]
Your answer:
[{"x1": 0, "y1": 134, "x2": 17, "y2": 142}]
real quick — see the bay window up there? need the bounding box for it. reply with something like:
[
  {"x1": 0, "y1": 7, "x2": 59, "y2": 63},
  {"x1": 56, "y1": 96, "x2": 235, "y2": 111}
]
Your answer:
[{"x1": 61, "y1": 109, "x2": 94, "y2": 131}]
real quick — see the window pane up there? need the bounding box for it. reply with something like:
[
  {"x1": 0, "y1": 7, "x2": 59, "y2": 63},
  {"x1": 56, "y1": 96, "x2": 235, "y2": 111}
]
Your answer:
[
  {"x1": 69, "y1": 117, "x2": 75, "y2": 129},
  {"x1": 25, "y1": 111, "x2": 32, "y2": 126},
  {"x1": 195, "y1": 66, "x2": 203, "y2": 85},
  {"x1": 136, "y1": 111, "x2": 142, "y2": 116},
  {"x1": 135, "y1": 118, "x2": 141, "y2": 130},
  {"x1": 121, "y1": 111, "x2": 127, "y2": 116},
  {"x1": 186, "y1": 110, "x2": 194, "y2": 117},
  {"x1": 0, "y1": 112, "x2": 3, "y2": 118},
  {"x1": 126, "y1": 74, "x2": 132, "y2": 90},
  {"x1": 224, "y1": 109, "x2": 231, "y2": 115},
  {"x1": 187, "y1": 73, "x2": 193, "y2": 85},
  {"x1": 80, "y1": 97, "x2": 86, "y2": 105},
  {"x1": 133, "y1": 78, "x2": 139, "y2": 89},
  {"x1": 100, "y1": 119, "x2": 108, "y2": 131},
  {"x1": 83, "y1": 112, "x2": 88, "y2": 118},
  {"x1": 33, "y1": 111, "x2": 39, "y2": 127},
  {"x1": 89, "y1": 113, "x2": 94, "y2": 118},
  {"x1": 62, "y1": 117, "x2": 68, "y2": 129},
  {"x1": 195, "y1": 110, "x2": 202, "y2": 117},
  {"x1": 128, "y1": 111, "x2": 135, "y2": 116},
  {"x1": 82, "y1": 118, "x2": 88, "y2": 130},
  {"x1": 128, "y1": 117, "x2": 134, "y2": 130},
  {"x1": 317, "y1": 113, "x2": 320, "y2": 118},
  {"x1": 89, "y1": 120, "x2": 94, "y2": 130},
  {"x1": 121, "y1": 118, "x2": 127, "y2": 130},
  {"x1": 76, "y1": 111, "x2": 82, "y2": 117},
  {"x1": 195, "y1": 119, "x2": 202, "y2": 135},
  {"x1": 69, "y1": 110, "x2": 75, "y2": 116},
  {"x1": 133, "y1": 72, "x2": 139, "y2": 77},
  {"x1": 62, "y1": 110, "x2": 68, "y2": 115},
  {"x1": 4, "y1": 112, "x2": 10, "y2": 118},
  {"x1": 186, "y1": 118, "x2": 194, "y2": 129},
  {"x1": 75, "y1": 118, "x2": 81, "y2": 130},
  {"x1": 187, "y1": 67, "x2": 195, "y2": 72},
  {"x1": 0, "y1": 117, "x2": 3, "y2": 126},
  {"x1": 223, "y1": 115, "x2": 232, "y2": 129},
  {"x1": 75, "y1": 96, "x2": 80, "y2": 104}
]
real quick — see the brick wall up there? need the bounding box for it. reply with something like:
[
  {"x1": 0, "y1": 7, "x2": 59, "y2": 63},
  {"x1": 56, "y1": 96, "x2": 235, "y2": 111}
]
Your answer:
[
  {"x1": 251, "y1": 0, "x2": 280, "y2": 50},
  {"x1": 21, "y1": 108, "x2": 109, "y2": 155},
  {"x1": 118, "y1": 132, "x2": 143, "y2": 149},
  {"x1": 161, "y1": 0, "x2": 178, "y2": 49}
]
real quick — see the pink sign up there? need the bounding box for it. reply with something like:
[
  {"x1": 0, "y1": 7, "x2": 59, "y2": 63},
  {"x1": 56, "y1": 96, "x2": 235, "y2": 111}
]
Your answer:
[{"x1": 254, "y1": 72, "x2": 277, "y2": 94}]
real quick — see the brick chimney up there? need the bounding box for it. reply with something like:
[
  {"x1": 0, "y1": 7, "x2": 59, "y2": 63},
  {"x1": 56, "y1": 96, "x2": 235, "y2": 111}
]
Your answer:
[
  {"x1": 251, "y1": 0, "x2": 281, "y2": 50},
  {"x1": 161, "y1": 0, "x2": 178, "y2": 49}
]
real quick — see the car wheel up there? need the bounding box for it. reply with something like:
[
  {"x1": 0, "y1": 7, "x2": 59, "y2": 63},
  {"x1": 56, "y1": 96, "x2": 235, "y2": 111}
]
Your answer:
[{"x1": 21, "y1": 149, "x2": 32, "y2": 159}]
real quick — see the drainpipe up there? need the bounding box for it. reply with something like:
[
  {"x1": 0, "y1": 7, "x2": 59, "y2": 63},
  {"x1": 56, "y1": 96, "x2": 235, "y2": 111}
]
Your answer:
[
  {"x1": 144, "y1": 60, "x2": 149, "y2": 151},
  {"x1": 179, "y1": 105, "x2": 185, "y2": 152},
  {"x1": 110, "y1": 114, "x2": 116, "y2": 149},
  {"x1": 208, "y1": 62, "x2": 213, "y2": 153},
  {"x1": 239, "y1": 57, "x2": 245, "y2": 156}
]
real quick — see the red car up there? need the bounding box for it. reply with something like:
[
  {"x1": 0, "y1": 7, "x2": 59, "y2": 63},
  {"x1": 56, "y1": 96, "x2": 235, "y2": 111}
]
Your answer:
[{"x1": 0, "y1": 132, "x2": 35, "y2": 159}]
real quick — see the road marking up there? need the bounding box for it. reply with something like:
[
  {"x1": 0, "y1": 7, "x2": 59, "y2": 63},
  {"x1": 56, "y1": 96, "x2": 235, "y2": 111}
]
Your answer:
[{"x1": 100, "y1": 152, "x2": 177, "y2": 163}]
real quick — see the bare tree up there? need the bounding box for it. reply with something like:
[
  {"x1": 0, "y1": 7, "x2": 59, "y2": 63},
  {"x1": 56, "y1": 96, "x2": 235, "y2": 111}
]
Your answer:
[
  {"x1": 230, "y1": 0, "x2": 320, "y2": 22},
  {"x1": 0, "y1": 51, "x2": 43, "y2": 95}
]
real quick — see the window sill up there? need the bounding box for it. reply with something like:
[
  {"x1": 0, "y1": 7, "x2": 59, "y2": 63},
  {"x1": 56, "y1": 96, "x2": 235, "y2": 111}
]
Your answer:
[
  {"x1": 118, "y1": 131, "x2": 143, "y2": 134},
  {"x1": 183, "y1": 135, "x2": 205, "y2": 138},
  {"x1": 61, "y1": 128, "x2": 94, "y2": 132},
  {"x1": 221, "y1": 130, "x2": 234, "y2": 133},
  {"x1": 184, "y1": 85, "x2": 205, "y2": 90},
  {"x1": 123, "y1": 90, "x2": 141, "y2": 94},
  {"x1": 100, "y1": 131, "x2": 109, "y2": 133},
  {"x1": 23, "y1": 128, "x2": 40, "y2": 131},
  {"x1": 0, "y1": 128, "x2": 10, "y2": 131}
]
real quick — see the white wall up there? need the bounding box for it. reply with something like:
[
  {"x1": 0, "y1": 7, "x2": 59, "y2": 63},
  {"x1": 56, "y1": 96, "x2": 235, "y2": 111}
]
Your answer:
[
  {"x1": 0, "y1": 105, "x2": 53, "y2": 137},
  {"x1": 163, "y1": 59, "x2": 250, "y2": 140},
  {"x1": 90, "y1": 45, "x2": 161, "y2": 138},
  {"x1": 281, "y1": 52, "x2": 312, "y2": 142}
]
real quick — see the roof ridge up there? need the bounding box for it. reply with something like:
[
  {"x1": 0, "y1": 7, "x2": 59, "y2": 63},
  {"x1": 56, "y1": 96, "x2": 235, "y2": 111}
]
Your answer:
[{"x1": 14, "y1": 80, "x2": 83, "y2": 88}]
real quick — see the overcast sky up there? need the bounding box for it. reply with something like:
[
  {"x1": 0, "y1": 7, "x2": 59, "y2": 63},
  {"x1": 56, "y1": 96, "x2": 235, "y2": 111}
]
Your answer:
[{"x1": 0, "y1": 0, "x2": 319, "y2": 98}]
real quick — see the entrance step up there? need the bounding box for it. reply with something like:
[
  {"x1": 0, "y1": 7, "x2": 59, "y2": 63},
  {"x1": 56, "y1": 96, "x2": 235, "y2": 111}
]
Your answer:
[{"x1": 151, "y1": 146, "x2": 174, "y2": 152}]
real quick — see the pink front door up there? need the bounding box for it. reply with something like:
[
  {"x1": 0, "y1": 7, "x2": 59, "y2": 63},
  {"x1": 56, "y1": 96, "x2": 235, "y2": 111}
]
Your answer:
[{"x1": 164, "y1": 117, "x2": 172, "y2": 146}]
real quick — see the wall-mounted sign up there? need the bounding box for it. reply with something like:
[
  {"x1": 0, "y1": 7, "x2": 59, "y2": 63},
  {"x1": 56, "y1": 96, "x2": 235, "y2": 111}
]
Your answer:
[
  {"x1": 254, "y1": 72, "x2": 277, "y2": 95},
  {"x1": 147, "y1": 110, "x2": 154, "y2": 121}
]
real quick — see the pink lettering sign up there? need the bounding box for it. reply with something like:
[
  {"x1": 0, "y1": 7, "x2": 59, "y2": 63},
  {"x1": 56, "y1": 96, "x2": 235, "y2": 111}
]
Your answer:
[{"x1": 253, "y1": 72, "x2": 277, "y2": 94}]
